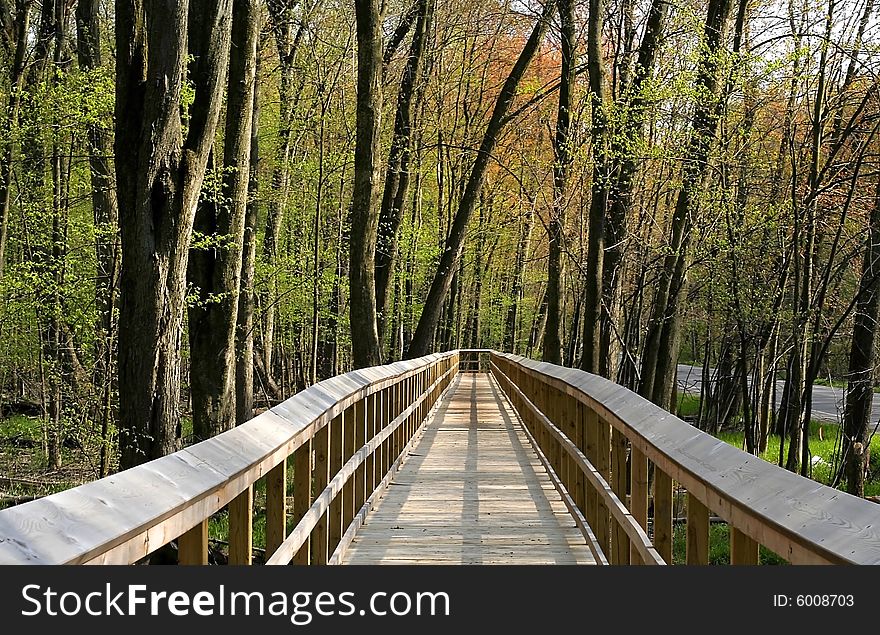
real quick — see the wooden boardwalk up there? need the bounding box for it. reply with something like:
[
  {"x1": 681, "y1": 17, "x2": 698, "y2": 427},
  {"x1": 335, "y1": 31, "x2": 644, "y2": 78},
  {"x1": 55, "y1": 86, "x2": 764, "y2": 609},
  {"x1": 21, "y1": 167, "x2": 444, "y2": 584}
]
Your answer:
[{"x1": 342, "y1": 373, "x2": 594, "y2": 565}]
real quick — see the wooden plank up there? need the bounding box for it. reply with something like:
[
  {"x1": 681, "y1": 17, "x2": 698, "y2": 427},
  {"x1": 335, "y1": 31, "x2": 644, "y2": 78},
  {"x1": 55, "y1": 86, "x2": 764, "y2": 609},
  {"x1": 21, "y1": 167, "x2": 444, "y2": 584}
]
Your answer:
[
  {"x1": 585, "y1": 408, "x2": 598, "y2": 536},
  {"x1": 687, "y1": 492, "x2": 709, "y2": 565},
  {"x1": 731, "y1": 526, "x2": 759, "y2": 565},
  {"x1": 353, "y1": 398, "x2": 367, "y2": 517},
  {"x1": 630, "y1": 447, "x2": 648, "y2": 565},
  {"x1": 343, "y1": 374, "x2": 595, "y2": 565},
  {"x1": 365, "y1": 393, "x2": 377, "y2": 495},
  {"x1": 653, "y1": 468, "x2": 673, "y2": 564},
  {"x1": 229, "y1": 485, "x2": 253, "y2": 565},
  {"x1": 329, "y1": 413, "x2": 344, "y2": 554},
  {"x1": 344, "y1": 406, "x2": 357, "y2": 529},
  {"x1": 311, "y1": 424, "x2": 329, "y2": 565},
  {"x1": 292, "y1": 440, "x2": 311, "y2": 564},
  {"x1": 178, "y1": 519, "x2": 208, "y2": 565},
  {"x1": 265, "y1": 459, "x2": 287, "y2": 558},
  {"x1": 595, "y1": 412, "x2": 611, "y2": 558}
]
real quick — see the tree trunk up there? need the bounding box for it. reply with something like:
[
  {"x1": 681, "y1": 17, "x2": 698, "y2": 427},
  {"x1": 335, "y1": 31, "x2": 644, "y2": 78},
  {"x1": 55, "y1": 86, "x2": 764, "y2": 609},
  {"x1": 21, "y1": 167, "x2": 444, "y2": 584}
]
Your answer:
[
  {"x1": 375, "y1": 0, "x2": 433, "y2": 339},
  {"x1": 842, "y1": 176, "x2": 880, "y2": 496},
  {"x1": 76, "y1": 0, "x2": 120, "y2": 475},
  {"x1": 0, "y1": 0, "x2": 30, "y2": 280},
  {"x1": 543, "y1": 0, "x2": 575, "y2": 366},
  {"x1": 236, "y1": 58, "x2": 260, "y2": 425},
  {"x1": 116, "y1": 0, "x2": 233, "y2": 467},
  {"x1": 599, "y1": 0, "x2": 668, "y2": 376},
  {"x1": 504, "y1": 205, "x2": 534, "y2": 353},
  {"x1": 187, "y1": 0, "x2": 258, "y2": 442},
  {"x1": 260, "y1": 0, "x2": 310, "y2": 377},
  {"x1": 407, "y1": 0, "x2": 557, "y2": 358},
  {"x1": 350, "y1": 0, "x2": 384, "y2": 369},
  {"x1": 581, "y1": 0, "x2": 610, "y2": 374},
  {"x1": 639, "y1": 0, "x2": 734, "y2": 409}
]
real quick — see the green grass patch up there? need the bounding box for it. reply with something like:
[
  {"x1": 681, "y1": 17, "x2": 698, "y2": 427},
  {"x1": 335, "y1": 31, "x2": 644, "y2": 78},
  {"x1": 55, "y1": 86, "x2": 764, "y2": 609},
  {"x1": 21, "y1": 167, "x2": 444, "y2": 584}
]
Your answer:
[
  {"x1": 0, "y1": 414, "x2": 42, "y2": 440},
  {"x1": 671, "y1": 522, "x2": 787, "y2": 565},
  {"x1": 676, "y1": 393, "x2": 701, "y2": 419}
]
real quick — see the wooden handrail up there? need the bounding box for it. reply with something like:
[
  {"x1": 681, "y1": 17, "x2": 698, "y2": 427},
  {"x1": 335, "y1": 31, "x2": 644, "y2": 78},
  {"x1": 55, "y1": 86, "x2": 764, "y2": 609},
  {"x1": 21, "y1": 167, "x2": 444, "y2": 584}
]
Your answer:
[
  {"x1": 0, "y1": 352, "x2": 459, "y2": 565},
  {"x1": 490, "y1": 352, "x2": 880, "y2": 565}
]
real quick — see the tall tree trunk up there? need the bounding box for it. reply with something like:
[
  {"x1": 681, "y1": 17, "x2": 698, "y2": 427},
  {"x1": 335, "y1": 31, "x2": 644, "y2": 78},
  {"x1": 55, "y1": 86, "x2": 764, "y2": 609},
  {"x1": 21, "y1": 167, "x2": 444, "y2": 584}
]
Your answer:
[
  {"x1": 599, "y1": 0, "x2": 668, "y2": 376},
  {"x1": 375, "y1": 0, "x2": 433, "y2": 339},
  {"x1": 260, "y1": 0, "x2": 311, "y2": 377},
  {"x1": 187, "y1": 0, "x2": 258, "y2": 442},
  {"x1": 0, "y1": 0, "x2": 30, "y2": 280},
  {"x1": 504, "y1": 205, "x2": 534, "y2": 353},
  {"x1": 639, "y1": 0, "x2": 734, "y2": 409},
  {"x1": 76, "y1": 0, "x2": 120, "y2": 475},
  {"x1": 581, "y1": 0, "x2": 610, "y2": 374},
  {"x1": 350, "y1": 0, "x2": 384, "y2": 368},
  {"x1": 407, "y1": 0, "x2": 557, "y2": 358},
  {"x1": 543, "y1": 0, "x2": 575, "y2": 365},
  {"x1": 236, "y1": 59, "x2": 260, "y2": 425},
  {"x1": 842, "y1": 175, "x2": 880, "y2": 496},
  {"x1": 116, "y1": 0, "x2": 233, "y2": 467}
]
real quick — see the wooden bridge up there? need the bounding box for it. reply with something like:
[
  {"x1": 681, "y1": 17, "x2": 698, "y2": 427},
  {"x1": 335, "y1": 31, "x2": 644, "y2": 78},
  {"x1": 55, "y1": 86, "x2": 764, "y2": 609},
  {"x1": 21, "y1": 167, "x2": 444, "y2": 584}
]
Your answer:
[{"x1": 1, "y1": 350, "x2": 879, "y2": 565}]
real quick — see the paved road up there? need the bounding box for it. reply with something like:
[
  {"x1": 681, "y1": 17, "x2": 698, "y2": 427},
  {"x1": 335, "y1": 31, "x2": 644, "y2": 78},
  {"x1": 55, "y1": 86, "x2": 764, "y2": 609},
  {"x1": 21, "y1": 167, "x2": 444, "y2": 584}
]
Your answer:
[{"x1": 676, "y1": 364, "x2": 880, "y2": 426}]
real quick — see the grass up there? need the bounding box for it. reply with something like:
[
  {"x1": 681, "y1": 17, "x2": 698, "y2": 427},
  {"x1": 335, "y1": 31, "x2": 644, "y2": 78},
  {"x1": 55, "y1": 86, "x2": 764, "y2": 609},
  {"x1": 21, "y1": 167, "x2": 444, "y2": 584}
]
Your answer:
[
  {"x1": 671, "y1": 522, "x2": 787, "y2": 565},
  {"x1": 676, "y1": 393, "x2": 702, "y2": 419}
]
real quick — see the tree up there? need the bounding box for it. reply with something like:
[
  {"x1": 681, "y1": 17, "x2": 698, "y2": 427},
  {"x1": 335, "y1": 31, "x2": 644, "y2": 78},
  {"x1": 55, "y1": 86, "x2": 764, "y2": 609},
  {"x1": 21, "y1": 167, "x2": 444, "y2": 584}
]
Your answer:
[
  {"x1": 188, "y1": 0, "x2": 259, "y2": 441},
  {"x1": 350, "y1": 0, "x2": 384, "y2": 369},
  {"x1": 115, "y1": 0, "x2": 233, "y2": 467},
  {"x1": 543, "y1": 0, "x2": 575, "y2": 366},
  {"x1": 639, "y1": 0, "x2": 734, "y2": 409},
  {"x1": 407, "y1": 0, "x2": 558, "y2": 358}
]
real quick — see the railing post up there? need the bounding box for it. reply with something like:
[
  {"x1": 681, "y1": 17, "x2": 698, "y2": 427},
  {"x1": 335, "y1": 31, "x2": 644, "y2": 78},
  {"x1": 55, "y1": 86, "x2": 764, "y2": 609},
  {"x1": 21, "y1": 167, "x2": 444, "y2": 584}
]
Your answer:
[
  {"x1": 575, "y1": 401, "x2": 586, "y2": 516},
  {"x1": 311, "y1": 422, "x2": 330, "y2": 564},
  {"x1": 629, "y1": 447, "x2": 648, "y2": 565},
  {"x1": 354, "y1": 396, "x2": 367, "y2": 515},
  {"x1": 293, "y1": 439, "x2": 311, "y2": 564},
  {"x1": 730, "y1": 527, "x2": 759, "y2": 565},
  {"x1": 366, "y1": 392, "x2": 378, "y2": 493},
  {"x1": 329, "y1": 412, "x2": 345, "y2": 554},
  {"x1": 229, "y1": 485, "x2": 253, "y2": 565},
  {"x1": 178, "y1": 520, "x2": 208, "y2": 565},
  {"x1": 686, "y1": 492, "x2": 709, "y2": 565},
  {"x1": 653, "y1": 468, "x2": 673, "y2": 564},
  {"x1": 265, "y1": 459, "x2": 287, "y2": 558},
  {"x1": 610, "y1": 428, "x2": 630, "y2": 564},
  {"x1": 594, "y1": 410, "x2": 611, "y2": 557},
  {"x1": 344, "y1": 403, "x2": 357, "y2": 529}
]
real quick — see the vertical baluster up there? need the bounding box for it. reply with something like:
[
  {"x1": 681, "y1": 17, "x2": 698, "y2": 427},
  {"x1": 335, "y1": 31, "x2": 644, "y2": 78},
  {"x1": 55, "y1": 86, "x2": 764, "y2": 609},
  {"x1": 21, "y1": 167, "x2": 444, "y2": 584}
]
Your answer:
[
  {"x1": 329, "y1": 412, "x2": 344, "y2": 554},
  {"x1": 354, "y1": 397, "x2": 367, "y2": 514},
  {"x1": 730, "y1": 527, "x2": 759, "y2": 565},
  {"x1": 629, "y1": 447, "x2": 648, "y2": 565},
  {"x1": 610, "y1": 428, "x2": 630, "y2": 564},
  {"x1": 653, "y1": 468, "x2": 673, "y2": 564},
  {"x1": 311, "y1": 423, "x2": 330, "y2": 564},
  {"x1": 265, "y1": 459, "x2": 287, "y2": 558},
  {"x1": 293, "y1": 440, "x2": 311, "y2": 564},
  {"x1": 575, "y1": 402, "x2": 586, "y2": 516},
  {"x1": 595, "y1": 411, "x2": 611, "y2": 557},
  {"x1": 344, "y1": 403, "x2": 357, "y2": 530},
  {"x1": 229, "y1": 485, "x2": 253, "y2": 565},
  {"x1": 178, "y1": 520, "x2": 208, "y2": 565},
  {"x1": 686, "y1": 493, "x2": 709, "y2": 565},
  {"x1": 366, "y1": 392, "x2": 378, "y2": 493}
]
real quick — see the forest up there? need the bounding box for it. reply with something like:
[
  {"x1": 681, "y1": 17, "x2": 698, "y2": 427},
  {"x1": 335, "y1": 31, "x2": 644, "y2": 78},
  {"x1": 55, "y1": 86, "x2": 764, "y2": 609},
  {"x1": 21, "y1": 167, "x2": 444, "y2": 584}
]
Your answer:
[{"x1": 0, "y1": 0, "x2": 878, "y2": 505}]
